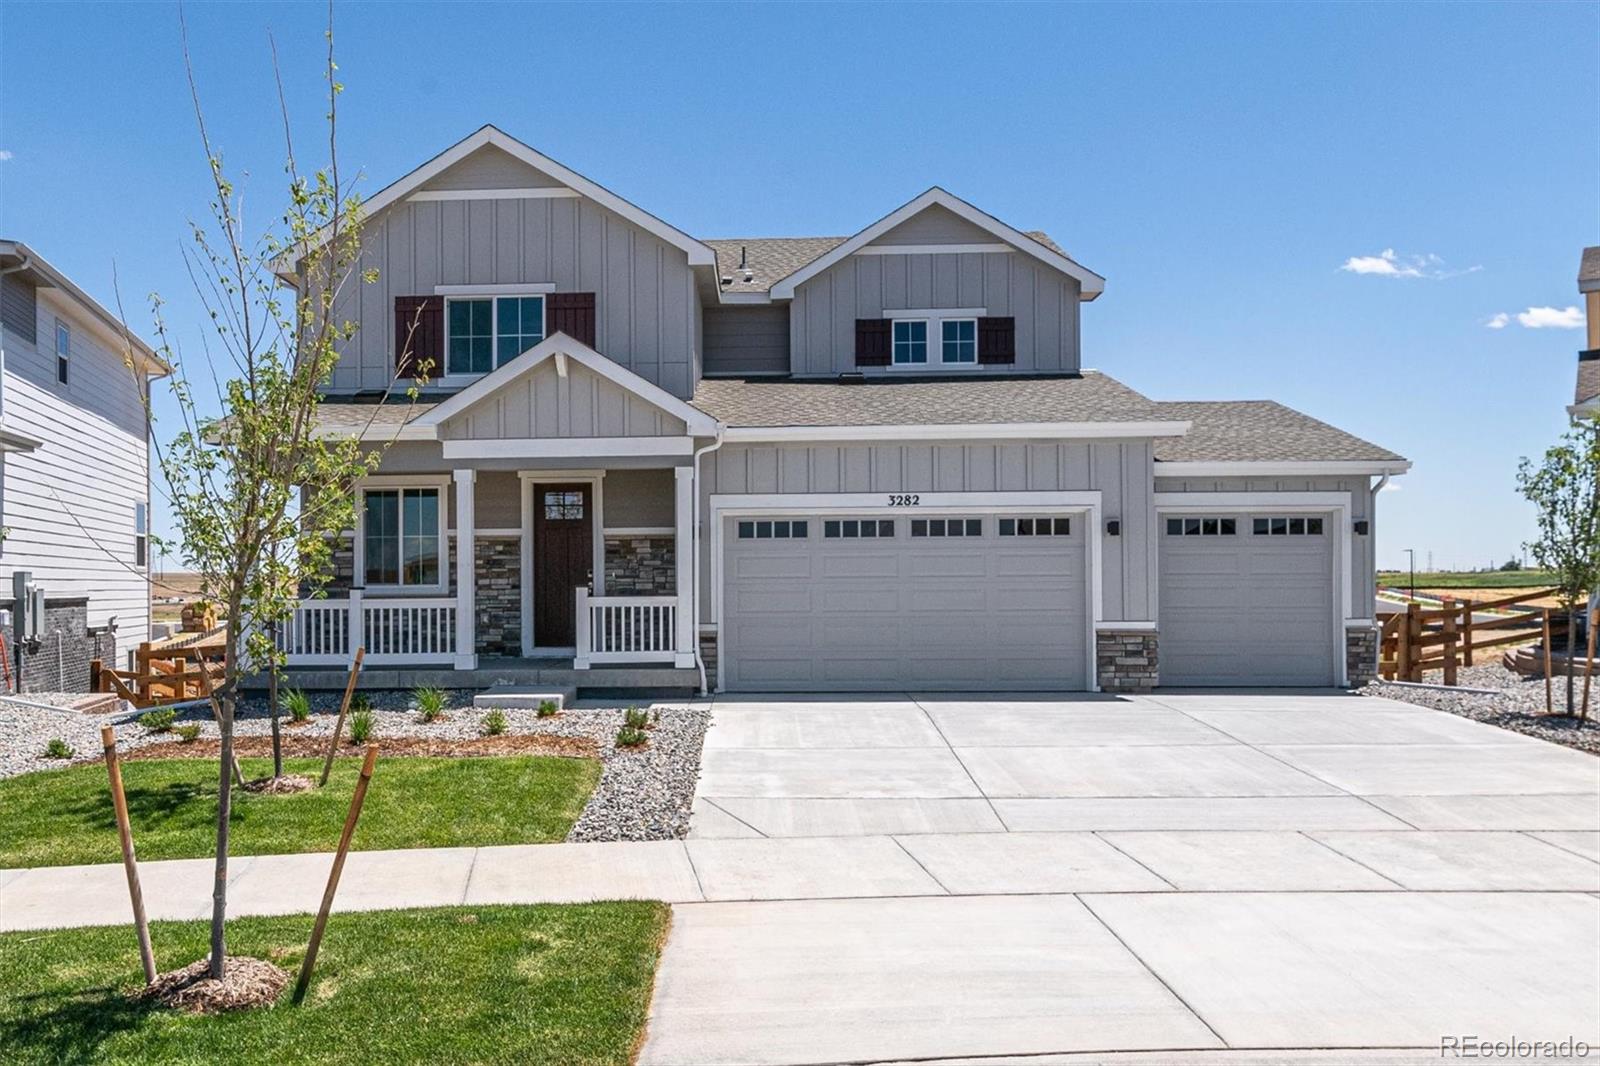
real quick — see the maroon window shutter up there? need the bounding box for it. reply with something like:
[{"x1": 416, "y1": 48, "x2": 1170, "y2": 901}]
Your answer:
[
  {"x1": 548, "y1": 292, "x2": 597, "y2": 347},
  {"x1": 855, "y1": 318, "x2": 891, "y2": 366},
  {"x1": 393, "y1": 296, "x2": 442, "y2": 380},
  {"x1": 977, "y1": 316, "x2": 1016, "y2": 364}
]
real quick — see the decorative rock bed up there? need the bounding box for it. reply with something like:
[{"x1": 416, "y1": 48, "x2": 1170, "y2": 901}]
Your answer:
[
  {"x1": 1364, "y1": 663, "x2": 1600, "y2": 755},
  {"x1": 0, "y1": 690, "x2": 711, "y2": 842}
]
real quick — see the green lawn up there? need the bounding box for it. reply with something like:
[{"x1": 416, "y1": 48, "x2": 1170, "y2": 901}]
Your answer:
[
  {"x1": 1376, "y1": 569, "x2": 1555, "y2": 590},
  {"x1": 0, "y1": 903, "x2": 668, "y2": 1065},
  {"x1": 0, "y1": 754, "x2": 599, "y2": 869}
]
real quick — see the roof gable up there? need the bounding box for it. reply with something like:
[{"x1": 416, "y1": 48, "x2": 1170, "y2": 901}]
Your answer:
[{"x1": 768, "y1": 188, "x2": 1105, "y2": 300}]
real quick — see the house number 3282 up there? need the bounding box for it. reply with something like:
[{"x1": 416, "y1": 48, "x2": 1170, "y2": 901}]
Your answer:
[{"x1": 887, "y1": 494, "x2": 920, "y2": 506}]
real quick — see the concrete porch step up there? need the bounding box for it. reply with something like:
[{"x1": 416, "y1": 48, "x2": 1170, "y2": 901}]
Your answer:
[{"x1": 472, "y1": 686, "x2": 574, "y2": 711}]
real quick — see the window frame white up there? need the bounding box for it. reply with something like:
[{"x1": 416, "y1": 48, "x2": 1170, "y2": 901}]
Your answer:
[
  {"x1": 134, "y1": 501, "x2": 148, "y2": 568},
  {"x1": 354, "y1": 474, "x2": 451, "y2": 595},
  {"x1": 441, "y1": 293, "x2": 548, "y2": 383},
  {"x1": 891, "y1": 319, "x2": 928, "y2": 367},
  {"x1": 54, "y1": 318, "x2": 70, "y2": 385},
  {"x1": 887, "y1": 309, "x2": 985, "y2": 370}
]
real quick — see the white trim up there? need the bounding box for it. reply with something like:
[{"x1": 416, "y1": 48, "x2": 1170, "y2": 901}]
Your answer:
[
  {"x1": 453, "y1": 469, "x2": 478, "y2": 669},
  {"x1": 446, "y1": 527, "x2": 521, "y2": 538},
  {"x1": 769, "y1": 188, "x2": 1105, "y2": 300},
  {"x1": 882, "y1": 307, "x2": 987, "y2": 318},
  {"x1": 442, "y1": 437, "x2": 695, "y2": 460},
  {"x1": 434, "y1": 282, "x2": 557, "y2": 295},
  {"x1": 859, "y1": 243, "x2": 1014, "y2": 256},
  {"x1": 708, "y1": 490, "x2": 1103, "y2": 692},
  {"x1": 716, "y1": 292, "x2": 776, "y2": 305},
  {"x1": 1157, "y1": 460, "x2": 1412, "y2": 477},
  {"x1": 604, "y1": 526, "x2": 675, "y2": 537},
  {"x1": 352, "y1": 474, "x2": 451, "y2": 596},
  {"x1": 672, "y1": 466, "x2": 697, "y2": 667},
  {"x1": 521, "y1": 472, "x2": 606, "y2": 655},
  {"x1": 274, "y1": 125, "x2": 716, "y2": 275},
  {"x1": 1095, "y1": 620, "x2": 1158, "y2": 631},
  {"x1": 1154, "y1": 491, "x2": 1353, "y2": 686},
  {"x1": 1343, "y1": 618, "x2": 1377, "y2": 628},
  {"x1": 415, "y1": 332, "x2": 720, "y2": 436},
  {"x1": 409, "y1": 187, "x2": 580, "y2": 202},
  {"x1": 720, "y1": 421, "x2": 1191, "y2": 444}
]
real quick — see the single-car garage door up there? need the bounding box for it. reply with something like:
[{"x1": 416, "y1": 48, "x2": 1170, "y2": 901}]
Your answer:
[
  {"x1": 1159, "y1": 514, "x2": 1337, "y2": 686},
  {"x1": 721, "y1": 513, "x2": 1088, "y2": 691}
]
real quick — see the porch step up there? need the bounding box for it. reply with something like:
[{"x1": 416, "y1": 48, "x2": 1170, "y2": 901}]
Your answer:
[{"x1": 472, "y1": 686, "x2": 575, "y2": 711}]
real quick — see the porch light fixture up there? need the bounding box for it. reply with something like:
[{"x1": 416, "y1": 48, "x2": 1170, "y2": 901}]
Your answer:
[
  {"x1": 1105, "y1": 519, "x2": 1121, "y2": 536},
  {"x1": 1353, "y1": 520, "x2": 1370, "y2": 535}
]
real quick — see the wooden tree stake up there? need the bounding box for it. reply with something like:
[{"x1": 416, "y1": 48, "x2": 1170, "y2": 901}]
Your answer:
[
  {"x1": 102, "y1": 725, "x2": 157, "y2": 984},
  {"x1": 293, "y1": 743, "x2": 378, "y2": 1005},
  {"x1": 319, "y1": 647, "x2": 365, "y2": 787},
  {"x1": 1582, "y1": 606, "x2": 1597, "y2": 721},
  {"x1": 1542, "y1": 609, "x2": 1553, "y2": 714}
]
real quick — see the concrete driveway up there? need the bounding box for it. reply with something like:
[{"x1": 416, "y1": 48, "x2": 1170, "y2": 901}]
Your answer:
[{"x1": 643, "y1": 691, "x2": 1600, "y2": 1065}]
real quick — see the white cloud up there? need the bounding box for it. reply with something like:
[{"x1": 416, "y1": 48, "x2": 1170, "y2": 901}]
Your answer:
[
  {"x1": 1514, "y1": 305, "x2": 1584, "y2": 329},
  {"x1": 1340, "y1": 248, "x2": 1480, "y2": 280},
  {"x1": 0, "y1": 150, "x2": 12, "y2": 162},
  {"x1": 1485, "y1": 312, "x2": 1509, "y2": 329}
]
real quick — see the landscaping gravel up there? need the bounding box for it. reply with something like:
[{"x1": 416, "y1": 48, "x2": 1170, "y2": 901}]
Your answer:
[
  {"x1": 0, "y1": 689, "x2": 711, "y2": 841},
  {"x1": 1365, "y1": 663, "x2": 1600, "y2": 755}
]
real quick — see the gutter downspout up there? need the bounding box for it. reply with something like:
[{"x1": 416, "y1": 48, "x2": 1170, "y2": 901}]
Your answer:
[{"x1": 689, "y1": 428, "x2": 725, "y2": 696}]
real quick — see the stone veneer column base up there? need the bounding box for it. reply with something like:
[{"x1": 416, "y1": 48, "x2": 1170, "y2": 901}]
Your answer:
[
  {"x1": 474, "y1": 537, "x2": 521, "y2": 656},
  {"x1": 1345, "y1": 624, "x2": 1379, "y2": 688},
  {"x1": 1096, "y1": 629, "x2": 1159, "y2": 693},
  {"x1": 698, "y1": 631, "x2": 718, "y2": 690}
]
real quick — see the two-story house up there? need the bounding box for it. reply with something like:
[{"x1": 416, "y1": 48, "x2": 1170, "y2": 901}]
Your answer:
[
  {"x1": 278, "y1": 126, "x2": 1408, "y2": 694},
  {"x1": 0, "y1": 241, "x2": 168, "y2": 691}
]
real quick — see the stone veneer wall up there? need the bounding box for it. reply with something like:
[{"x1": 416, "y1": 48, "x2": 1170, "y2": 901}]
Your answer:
[
  {"x1": 1096, "y1": 630, "x2": 1159, "y2": 693},
  {"x1": 604, "y1": 536, "x2": 676, "y2": 596},
  {"x1": 1345, "y1": 625, "x2": 1378, "y2": 688},
  {"x1": 474, "y1": 537, "x2": 520, "y2": 656},
  {"x1": 699, "y1": 631, "x2": 718, "y2": 688},
  {"x1": 3, "y1": 597, "x2": 118, "y2": 693}
]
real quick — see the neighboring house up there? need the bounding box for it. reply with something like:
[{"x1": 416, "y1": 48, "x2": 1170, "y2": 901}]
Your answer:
[
  {"x1": 1572, "y1": 246, "x2": 1599, "y2": 419},
  {"x1": 0, "y1": 241, "x2": 168, "y2": 691},
  {"x1": 279, "y1": 125, "x2": 1408, "y2": 693}
]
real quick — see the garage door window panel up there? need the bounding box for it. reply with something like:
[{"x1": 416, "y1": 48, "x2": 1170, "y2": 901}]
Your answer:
[
  {"x1": 737, "y1": 519, "x2": 809, "y2": 540},
  {"x1": 999, "y1": 517, "x2": 1073, "y2": 537},
  {"x1": 1252, "y1": 516, "x2": 1324, "y2": 536},
  {"x1": 1166, "y1": 517, "x2": 1237, "y2": 536},
  {"x1": 910, "y1": 517, "x2": 983, "y2": 538},
  {"x1": 824, "y1": 518, "x2": 895, "y2": 539}
]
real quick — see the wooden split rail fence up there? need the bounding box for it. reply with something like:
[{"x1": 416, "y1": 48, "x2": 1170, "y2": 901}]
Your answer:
[
  {"x1": 1379, "y1": 588, "x2": 1569, "y2": 686},
  {"x1": 90, "y1": 626, "x2": 228, "y2": 709}
]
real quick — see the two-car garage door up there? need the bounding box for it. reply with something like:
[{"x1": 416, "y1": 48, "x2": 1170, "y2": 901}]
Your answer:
[
  {"x1": 1158, "y1": 514, "x2": 1337, "y2": 687},
  {"x1": 721, "y1": 513, "x2": 1088, "y2": 691}
]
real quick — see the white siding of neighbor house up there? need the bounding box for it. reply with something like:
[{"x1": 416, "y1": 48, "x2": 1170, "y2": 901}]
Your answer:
[
  {"x1": 0, "y1": 285, "x2": 152, "y2": 665},
  {"x1": 1153, "y1": 475, "x2": 1376, "y2": 617},
  {"x1": 326, "y1": 146, "x2": 699, "y2": 399},
  {"x1": 699, "y1": 439, "x2": 1156, "y2": 625}
]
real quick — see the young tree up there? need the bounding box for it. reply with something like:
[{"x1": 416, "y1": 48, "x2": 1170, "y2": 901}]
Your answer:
[
  {"x1": 139, "y1": 15, "x2": 423, "y2": 982},
  {"x1": 1516, "y1": 420, "x2": 1600, "y2": 717}
]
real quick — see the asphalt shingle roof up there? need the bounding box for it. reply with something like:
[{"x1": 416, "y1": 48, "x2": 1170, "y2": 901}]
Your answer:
[
  {"x1": 690, "y1": 371, "x2": 1169, "y2": 428},
  {"x1": 1151, "y1": 400, "x2": 1405, "y2": 464},
  {"x1": 1576, "y1": 358, "x2": 1600, "y2": 406},
  {"x1": 1580, "y1": 246, "x2": 1600, "y2": 285},
  {"x1": 310, "y1": 401, "x2": 436, "y2": 434},
  {"x1": 703, "y1": 231, "x2": 1067, "y2": 295}
]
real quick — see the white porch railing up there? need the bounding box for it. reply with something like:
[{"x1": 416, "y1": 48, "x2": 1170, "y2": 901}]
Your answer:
[
  {"x1": 574, "y1": 589, "x2": 680, "y2": 668},
  {"x1": 278, "y1": 590, "x2": 458, "y2": 667}
]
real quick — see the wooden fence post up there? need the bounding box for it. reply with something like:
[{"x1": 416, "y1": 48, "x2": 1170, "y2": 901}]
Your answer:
[
  {"x1": 1405, "y1": 602, "x2": 1423, "y2": 683},
  {"x1": 319, "y1": 647, "x2": 365, "y2": 788},
  {"x1": 1461, "y1": 600, "x2": 1474, "y2": 666},
  {"x1": 102, "y1": 725, "x2": 157, "y2": 985},
  {"x1": 1440, "y1": 597, "x2": 1458, "y2": 687},
  {"x1": 293, "y1": 743, "x2": 379, "y2": 1005},
  {"x1": 1542, "y1": 609, "x2": 1554, "y2": 714}
]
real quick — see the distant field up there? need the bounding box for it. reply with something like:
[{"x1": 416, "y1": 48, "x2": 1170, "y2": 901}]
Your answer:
[
  {"x1": 1376, "y1": 570, "x2": 1555, "y2": 590},
  {"x1": 151, "y1": 571, "x2": 206, "y2": 624}
]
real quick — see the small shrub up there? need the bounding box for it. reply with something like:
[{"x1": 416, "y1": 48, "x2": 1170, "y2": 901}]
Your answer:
[
  {"x1": 623, "y1": 706, "x2": 649, "y2": 730},
  {"x1": 175, "y1": 724, "x2": 202, "y2": 743},
  {"x1": 348, "y1": 708, "x2": 375, "y2": 744},
  {"x1": 139, "y1": 709, "x2": 176, "y2": 733},
  {"x1": 284, "y1": 688, "x2": 311, "y2": 723},
  {"x1": 536, "y1": 699, "x2": 559, "y2": 718},
  {"x1": 615, "y1": 725, "x2": 648, "y2": 749},
  {"x1": 350, "y1": 692, "x2": 371, "y2": 714},
  {"x1": 482, "y1": 709, "x2": 508, "y2": 736},
  {"x1": 414, "y1": 687, "x2": 448, "y2": 723},
  {"x1": 43, "y1": 738, "x2": 72, "y2": 759}
]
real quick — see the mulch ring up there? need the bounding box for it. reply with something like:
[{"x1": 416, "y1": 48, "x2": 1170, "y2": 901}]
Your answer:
[
  {"x1": 240, "y1": 773, "x2": 315, "y2": 794},
  {"x1": 121, "y1": 732, "x2": 598, "y2": 763},
  {"x1": 136, "y1": 956, "x2": 289, "y2": 1014}
]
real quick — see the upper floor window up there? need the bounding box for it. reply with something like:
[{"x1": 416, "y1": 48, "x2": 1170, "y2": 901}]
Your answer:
[
  {"x1": 134, "y1": 502, "x2": 148, "y2": 568},
  {"x1": 891, "y1": 315, "x2": 979, "y2": 368},
  {"x1": 55, "y1": 319, "x2": 70, "y2": 384},
  {"x1": 446, "y1": 295, "x2": 544, "y2": 376}
]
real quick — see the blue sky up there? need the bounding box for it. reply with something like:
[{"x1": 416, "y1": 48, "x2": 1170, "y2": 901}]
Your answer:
[{"x1": 2, "y1": 1, "x2": 1595, "y2": 571}]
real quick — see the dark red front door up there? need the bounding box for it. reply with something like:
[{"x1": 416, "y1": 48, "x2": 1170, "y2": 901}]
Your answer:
[{"x1": 532, "y1": 483, "x2": 593, "y2": 647}]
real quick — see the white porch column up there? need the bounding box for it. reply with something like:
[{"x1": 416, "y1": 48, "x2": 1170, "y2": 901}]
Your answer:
[
  {"x1": 672, "y1": 464, "x2": 696, "y2": 668},
  {"x1": 453, "y1": 468, "x2": 478, "y2": 670}
]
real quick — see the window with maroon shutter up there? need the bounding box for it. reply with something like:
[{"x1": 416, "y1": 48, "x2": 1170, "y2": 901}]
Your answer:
[
  {"x1": 977, "y1": 316, "x2": 1016, "y2": 364},
  {"x1": 393, "y1": 296, "x2": 442, "y2": 380},
  {"x1": 855, "y1": 318, "x2": 891, "y2": 366},
  {"x1": 548, "y1": 292, "x2": 597, "y2": 347}
]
